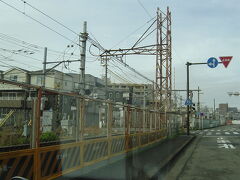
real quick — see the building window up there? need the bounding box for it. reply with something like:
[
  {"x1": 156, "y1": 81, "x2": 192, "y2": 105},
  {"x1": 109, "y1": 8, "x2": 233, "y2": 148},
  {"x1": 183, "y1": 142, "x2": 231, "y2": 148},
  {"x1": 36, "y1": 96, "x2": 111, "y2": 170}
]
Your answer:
[
  {"x1": 74, "y1": 83, "x2": 79, "y2": 89},
  {"x1": 9, "y1": 93, "x2": 16, "y2": 100},
  {"x1": 10, "y1": 75, "x2": 18, "y2": 81},
  {"x1": 37, "y1": 76, "x2": 43, "y2": 85},
  {"x1": 65, "y1": 81, "x2": 67, "y2": 86},
  {"x1": 109, "y1": 93, "x2": 113, "y2": 98},
  {"x1": 116, "y1": 93, "x2": 120, "y2": 98}
]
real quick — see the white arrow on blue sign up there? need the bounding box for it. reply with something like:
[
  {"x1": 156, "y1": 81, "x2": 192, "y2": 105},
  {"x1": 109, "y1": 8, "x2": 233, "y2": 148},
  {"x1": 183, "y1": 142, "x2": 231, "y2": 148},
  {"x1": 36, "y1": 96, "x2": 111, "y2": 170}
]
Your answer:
[
  {"x1": 185, "y1": 98, "x2": 193, "y2": 106},
  {"x1": 207, "y1": 57, "x2": 218, "y2": 68}
]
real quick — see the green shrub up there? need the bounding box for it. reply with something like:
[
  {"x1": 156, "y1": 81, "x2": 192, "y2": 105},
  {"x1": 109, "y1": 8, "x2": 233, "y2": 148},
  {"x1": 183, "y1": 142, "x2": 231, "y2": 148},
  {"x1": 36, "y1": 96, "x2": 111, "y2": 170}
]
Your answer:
[
  {"x1": 40, "y1": 132, "x2": 58, "y2": 142},
  {"x1": 9, "y1": 136, "x2": 30, "y2": 145}
]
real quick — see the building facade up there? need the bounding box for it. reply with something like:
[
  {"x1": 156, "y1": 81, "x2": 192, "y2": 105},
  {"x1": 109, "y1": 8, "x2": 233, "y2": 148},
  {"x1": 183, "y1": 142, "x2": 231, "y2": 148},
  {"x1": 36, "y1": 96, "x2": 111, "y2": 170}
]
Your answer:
[{"x1": 107, "y1": 83, "x2": 154, "y2": 107}]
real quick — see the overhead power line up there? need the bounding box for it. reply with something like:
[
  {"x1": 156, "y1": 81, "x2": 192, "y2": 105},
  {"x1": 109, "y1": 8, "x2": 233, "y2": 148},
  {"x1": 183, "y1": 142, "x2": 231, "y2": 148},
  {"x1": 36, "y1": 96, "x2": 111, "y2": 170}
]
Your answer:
[
  {"x1": 0, "y1": 33, "x2": 81, "y2": 60},
  {"x1": 0, "y1": 0, "x2": 81, "y2": 46},
  {"x1": 137, "y1": 0, "x2": 152, "y2": 18},
  {"x1": 1, "y1": 0, "x2": 153, "y2": 84},
  {"x1": 88, "y1": 37, "x2": 154, "y2": 83},
  {"x1": 110, "y1": 16, "x2": 155, "y2": 49},
  {"x1": 19, "y1": 0, "x2": 79, "y2": 36}
]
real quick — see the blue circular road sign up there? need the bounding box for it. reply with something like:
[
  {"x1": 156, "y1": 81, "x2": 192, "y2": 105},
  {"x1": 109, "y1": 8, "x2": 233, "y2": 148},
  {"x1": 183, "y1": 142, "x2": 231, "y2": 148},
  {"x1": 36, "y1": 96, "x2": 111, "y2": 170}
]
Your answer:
[{"x1": 207, "y1": 57, "x2": 218, "y2": 68}]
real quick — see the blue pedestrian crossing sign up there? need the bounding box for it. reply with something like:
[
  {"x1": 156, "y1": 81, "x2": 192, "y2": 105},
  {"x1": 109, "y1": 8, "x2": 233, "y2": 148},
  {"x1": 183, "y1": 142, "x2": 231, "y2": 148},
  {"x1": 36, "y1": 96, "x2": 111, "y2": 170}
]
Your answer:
[
  {"x1": 207, "y1": 57, "x2": 218, "y2": 68},
  {"x1": 185, "y1": 98, "x2": 193, "y2": 106}
]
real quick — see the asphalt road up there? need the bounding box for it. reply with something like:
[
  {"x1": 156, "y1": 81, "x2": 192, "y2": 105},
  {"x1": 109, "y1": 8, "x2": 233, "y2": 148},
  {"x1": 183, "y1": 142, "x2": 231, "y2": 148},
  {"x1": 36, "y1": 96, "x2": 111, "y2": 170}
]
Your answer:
[{"x1": 165, "y1": 125, "x2": 240, "y2": 180}]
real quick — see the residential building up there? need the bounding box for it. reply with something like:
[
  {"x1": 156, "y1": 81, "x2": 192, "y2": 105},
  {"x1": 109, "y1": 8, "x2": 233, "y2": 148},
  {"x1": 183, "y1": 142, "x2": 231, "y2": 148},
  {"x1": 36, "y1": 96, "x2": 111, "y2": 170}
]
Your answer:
[
  {"x1": 0, "y1": 68, "x2": 32, "y2": 130},
  {"x1": 31, "y1": 69, "x2": 74, "y2": 92},
  {"x1": 107, "y1": 83, "x2": 154, "y2": 107},
  {"x1": 0, "y1": 68, "x2": 31, "y2": 108},
  {"x1": 68, "y1": 73, "x2": 105, "y2": 98},
  {"x1": 0, "y1": 70, "x2": 3, "y2": 79},
  {"x1": 228, "y1": 107, "x2": 238, "y2": 113},
  {"x1": 219, "y1": 103, "x2": 228, "y2": 115}
]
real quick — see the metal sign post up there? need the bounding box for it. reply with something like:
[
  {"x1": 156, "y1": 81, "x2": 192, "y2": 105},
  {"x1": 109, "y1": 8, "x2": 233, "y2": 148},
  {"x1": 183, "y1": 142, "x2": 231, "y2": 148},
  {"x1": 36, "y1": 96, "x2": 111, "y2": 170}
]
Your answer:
[{"x1": 185, "y1": 56, "x2": 231, "y2": 135}]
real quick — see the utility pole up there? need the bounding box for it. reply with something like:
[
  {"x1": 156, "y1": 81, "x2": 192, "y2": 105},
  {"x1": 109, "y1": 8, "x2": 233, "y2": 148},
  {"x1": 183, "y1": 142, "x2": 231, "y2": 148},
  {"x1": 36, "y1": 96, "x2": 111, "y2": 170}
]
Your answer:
[
  {"x1": 143, "y1": 85, "x2": 146, "y2": 109},
  {"x1": 43, "y1": 47, "x2": 47, "y2": 87},
  {"x1": 186, "y1": 62, "x2": 190, "y2": 135},
  {"x1": 197, "y1": 87, "x2": 200, "y2": 115},
  {"x1": 198, "y1": 86, "x2": 200, "y2": 129},
  {"x1": 79, "y1": 21, "x2": 88, "y2": 95},
  {"x1": 214, "y1": 98, "x2": 216, "y2": 119},
  {"x1": 105, "y1": 56, "x2": 108, "y2": 100}
]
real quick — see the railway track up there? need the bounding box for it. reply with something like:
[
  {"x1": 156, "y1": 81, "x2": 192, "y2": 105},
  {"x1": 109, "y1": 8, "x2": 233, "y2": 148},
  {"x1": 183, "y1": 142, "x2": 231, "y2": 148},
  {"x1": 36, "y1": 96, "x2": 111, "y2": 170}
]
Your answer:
[{"x1": 0, "y1": 133, "x2": 125, "y2": 152}]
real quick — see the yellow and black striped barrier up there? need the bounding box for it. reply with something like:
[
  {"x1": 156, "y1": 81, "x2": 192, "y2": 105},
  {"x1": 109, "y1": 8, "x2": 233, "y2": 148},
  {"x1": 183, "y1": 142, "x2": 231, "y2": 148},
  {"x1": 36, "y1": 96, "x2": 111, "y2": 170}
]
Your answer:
[{"x1": 0, "y1": 129, "x2": 167, "y2": 180}]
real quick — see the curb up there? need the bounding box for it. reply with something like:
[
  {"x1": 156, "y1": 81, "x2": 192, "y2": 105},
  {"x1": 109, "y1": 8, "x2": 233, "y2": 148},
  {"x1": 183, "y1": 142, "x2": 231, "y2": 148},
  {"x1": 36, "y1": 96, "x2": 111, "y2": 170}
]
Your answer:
[{"x1": 149, "y1": 135, "x2": 196, "y2": 178}]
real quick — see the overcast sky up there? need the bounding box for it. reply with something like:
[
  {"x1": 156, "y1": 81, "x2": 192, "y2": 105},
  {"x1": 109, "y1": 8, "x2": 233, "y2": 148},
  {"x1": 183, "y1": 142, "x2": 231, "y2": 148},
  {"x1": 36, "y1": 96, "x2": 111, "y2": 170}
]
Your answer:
[{"x1": 0, "y1": 0, "x2": 240, "y2": 108}]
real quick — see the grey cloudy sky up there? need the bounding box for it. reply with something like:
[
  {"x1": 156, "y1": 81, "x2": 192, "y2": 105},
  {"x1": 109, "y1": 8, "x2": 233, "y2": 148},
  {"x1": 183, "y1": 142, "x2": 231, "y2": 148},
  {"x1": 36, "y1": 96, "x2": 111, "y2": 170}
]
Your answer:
[{"x1": 0, "y1": 0, "x2": 240, "y2": 108}]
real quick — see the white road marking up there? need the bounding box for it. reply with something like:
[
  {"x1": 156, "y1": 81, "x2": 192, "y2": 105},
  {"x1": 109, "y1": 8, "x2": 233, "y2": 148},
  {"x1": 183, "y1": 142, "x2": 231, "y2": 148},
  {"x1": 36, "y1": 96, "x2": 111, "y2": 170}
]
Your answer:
[
  {"x1": 217, "y1": 130, "x2": 221, "y2": 131},
  {"x1": 233, "y1": 132, "x2": 239, "y2": 135},
  {"x1": 218, "y1": 144, "x2": 229, "y2": 149},
  {"x1": 206, "y1": 132, "x2": 212, "y2": 135},
  {"x1": 204, "y1": 130, "x2": 208, "y2": 132},
  {"x1": 211, "y1": 130, "x2": 215, "y2": 131},
  {"x1": 229, "y1": 144, "x2": 236, "y2": 149},
  {"x1": 225, "y1": 132, "x2": 230, "y2": 135},
  {"x1": 216, "y1": 132, "x2": 221, "y2": 135},
  {"x1": 217, "y1": 139, "x2": 231, "y2": 143},
  {"x1": 219, "y1": 144, "x2": 235, "y2": 149},
  {"x1": 216, "y1": 137, "x2": 236, "y2": 149}
]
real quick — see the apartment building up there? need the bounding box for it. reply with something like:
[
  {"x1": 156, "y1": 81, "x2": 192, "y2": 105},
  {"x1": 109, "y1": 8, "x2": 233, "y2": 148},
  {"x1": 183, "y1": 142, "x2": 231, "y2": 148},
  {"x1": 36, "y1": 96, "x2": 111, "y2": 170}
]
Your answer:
[{"x1": 108, "y1": 83, "x2": 154, "y2": 107}]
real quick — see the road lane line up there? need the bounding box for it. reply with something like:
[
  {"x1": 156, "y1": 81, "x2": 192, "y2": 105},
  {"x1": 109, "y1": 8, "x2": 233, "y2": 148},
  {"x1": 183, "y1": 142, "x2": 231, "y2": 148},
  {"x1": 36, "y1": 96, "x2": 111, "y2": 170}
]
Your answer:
[
  {"x1": 225, "y1": 132, "x2": 230, "y2": 135},
  {"x1": 233, "y1": 132, "x2": 239, "y2": 135}
]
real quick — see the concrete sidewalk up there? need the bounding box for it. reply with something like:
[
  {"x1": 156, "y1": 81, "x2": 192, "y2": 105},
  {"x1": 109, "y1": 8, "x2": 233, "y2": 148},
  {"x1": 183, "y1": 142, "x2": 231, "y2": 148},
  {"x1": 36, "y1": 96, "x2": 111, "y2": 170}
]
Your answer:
[{"x1": 59, "y1": 135, "x2": 195, "y2": 180}]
